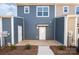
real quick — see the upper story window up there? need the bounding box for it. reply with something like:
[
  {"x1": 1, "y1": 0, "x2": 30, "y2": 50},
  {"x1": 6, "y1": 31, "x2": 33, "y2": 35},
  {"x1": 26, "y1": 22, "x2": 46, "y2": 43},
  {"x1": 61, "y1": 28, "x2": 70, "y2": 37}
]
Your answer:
[
  {"x1": 24, "y1": 6, "x2": 30, "y2": 14},
  {"x1": 63, "y1": 6, "x2": 69, "y2": 14},
  {"x1": 76, "y1": 6, "x2": 79, "y2": 14},
  {"x1": 36, "y1": 6, "x2": 49, "y2": 17}
]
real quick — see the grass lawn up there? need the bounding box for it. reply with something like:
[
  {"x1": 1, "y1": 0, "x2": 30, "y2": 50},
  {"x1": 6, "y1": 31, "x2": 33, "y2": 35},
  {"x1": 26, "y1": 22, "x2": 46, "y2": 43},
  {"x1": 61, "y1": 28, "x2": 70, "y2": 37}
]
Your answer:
[{"x1": 0, "y1": 45, "x2": 38, "y2": 55}]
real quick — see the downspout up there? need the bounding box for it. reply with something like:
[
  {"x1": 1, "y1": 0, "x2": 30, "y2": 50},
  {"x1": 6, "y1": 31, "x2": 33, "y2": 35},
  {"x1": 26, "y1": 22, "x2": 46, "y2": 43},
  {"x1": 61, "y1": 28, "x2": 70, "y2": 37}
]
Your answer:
[
  {"x1": 54, "y1": 18, "x2": 56, "y2": 40},
  {"x1": 23, "y1": 17, "x2": 25, "y2": 40},
  {"x1": 54, "y1": 4, "x2": 56, "y2": 40}
]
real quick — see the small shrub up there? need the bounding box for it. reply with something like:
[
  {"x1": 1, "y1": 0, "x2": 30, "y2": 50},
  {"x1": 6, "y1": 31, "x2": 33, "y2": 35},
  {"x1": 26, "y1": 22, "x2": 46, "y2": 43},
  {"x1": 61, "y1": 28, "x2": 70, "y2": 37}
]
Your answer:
[
  {"x1": 76, "y1": 47, "x2": 79, "y2": 53},
  {"x1": 24, "y1": 44, "x2": 32, "y2": 50},
  {"x1": 58, "y1": 45, "x2": 65, "y2": 50},
  {"x1": 10, "y1": 45, "x2": 16, "y2": 50},
  {"x1": 0, "y1": 46, "x2": 2, "y2": 50}
]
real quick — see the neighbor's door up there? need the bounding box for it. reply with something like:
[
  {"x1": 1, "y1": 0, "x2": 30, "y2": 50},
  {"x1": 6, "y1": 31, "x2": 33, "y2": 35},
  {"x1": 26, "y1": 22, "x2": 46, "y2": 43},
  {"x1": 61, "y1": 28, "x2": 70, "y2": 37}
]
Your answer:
[
  {"x1": 39, "y1": 27, "x2": 46, "y2": 40},
  {"x1": 18, "y1": 26, "x2": 22, "y2": 42},
  {"x1": 78, "y1": 28, "x2": 79, "y2": 39}
]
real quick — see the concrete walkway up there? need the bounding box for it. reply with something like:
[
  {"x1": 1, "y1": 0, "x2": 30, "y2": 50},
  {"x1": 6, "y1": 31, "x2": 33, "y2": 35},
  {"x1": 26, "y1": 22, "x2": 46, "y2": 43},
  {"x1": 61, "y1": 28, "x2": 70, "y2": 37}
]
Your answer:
[
  {"x1": 16, "y1": 40, "x2": 62, "y2": 46},
  {"x1": 38, "y1": 46, "x2": 54, "y2": 55}
]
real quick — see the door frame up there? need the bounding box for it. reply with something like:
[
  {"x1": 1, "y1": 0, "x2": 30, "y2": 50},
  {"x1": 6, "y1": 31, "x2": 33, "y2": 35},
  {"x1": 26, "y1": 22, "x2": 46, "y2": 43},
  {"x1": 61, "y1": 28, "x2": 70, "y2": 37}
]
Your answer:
[
  {"x1": 18, "y1": 25, "x2": 22, "y2": 42},
  {"x1": 38, "y1": 26, "x2": 46, "y2": 40},
  {"x1": 37, "y1": 24, "x2": 48, "y2": 40}
]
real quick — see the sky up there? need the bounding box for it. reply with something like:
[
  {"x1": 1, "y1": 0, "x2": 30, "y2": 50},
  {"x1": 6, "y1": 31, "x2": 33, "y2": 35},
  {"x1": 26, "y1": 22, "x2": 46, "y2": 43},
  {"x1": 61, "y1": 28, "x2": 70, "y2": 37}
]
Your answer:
[{"x1": 0, "y1": 3, "x2": 17, "y2": 16}]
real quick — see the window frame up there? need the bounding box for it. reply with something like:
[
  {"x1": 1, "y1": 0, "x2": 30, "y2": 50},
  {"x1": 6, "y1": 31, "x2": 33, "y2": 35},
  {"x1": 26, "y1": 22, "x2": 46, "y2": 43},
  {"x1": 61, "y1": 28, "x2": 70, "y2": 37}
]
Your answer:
[
  {"x1": 24, "y1": 6, "x2": 30, "y2": 14},
  {"x1": 75, "y1": 6, "x2": 79, "y2": 15},
  {"x1": 63, "y1": 6, "x2": 69, "y2": 14},
  {"x1": 36, "y1": 6, "x2": 49, "y2": 17}
]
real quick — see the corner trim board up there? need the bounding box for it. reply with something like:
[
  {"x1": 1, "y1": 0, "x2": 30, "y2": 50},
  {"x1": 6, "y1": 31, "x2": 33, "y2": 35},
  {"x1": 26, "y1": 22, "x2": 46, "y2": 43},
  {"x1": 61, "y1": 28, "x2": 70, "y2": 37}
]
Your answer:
[
  {"x1": 64, "y1": 16, "x2": 68, "y2": 46},
  {"x1": 55, "y1": 4, "x2": 56, "y2": 17},
  {"x1": 75, "y1": 17, "x2": 77, "y2": 46},
  {"x1": 0, "y1": 18, "x2": 3, "y2": 47},
  {"x1": 11, "y1": 17, "x2": 14, "y2": 45}
]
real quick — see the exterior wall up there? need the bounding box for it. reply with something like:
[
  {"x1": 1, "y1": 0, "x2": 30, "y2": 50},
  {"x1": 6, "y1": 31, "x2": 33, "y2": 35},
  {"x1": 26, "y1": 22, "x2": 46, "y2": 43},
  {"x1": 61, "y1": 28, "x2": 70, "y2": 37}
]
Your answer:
[
  {"x1": 55, "y1": 3, "x2": 79, "y2": 17},
  {"x1": 67, "y1": 16, "x2": 76, "y2": 46},
  {"x1": 0, "y1": 17, "x2": 23, "y2": 46},
  {"x1": 2, "y1": 18, "x2": 11, "y2": 44},
  {"x1": 55, "y1": 17, "x2": 65, "y2": 44},
  {"x1": 13, "y1": 17, "x2": 23, "y2": 44},
  {"x1": 17, "y1": 5, "x2": 55, "y2": 40}
]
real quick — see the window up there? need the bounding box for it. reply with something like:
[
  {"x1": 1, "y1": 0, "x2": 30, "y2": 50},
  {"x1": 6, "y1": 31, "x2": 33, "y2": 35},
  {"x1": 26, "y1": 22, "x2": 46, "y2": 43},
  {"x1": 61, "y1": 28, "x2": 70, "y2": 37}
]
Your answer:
[
  {"x1": 24, "y1": 6, "x2": 30, "y2": 14},
  {"x1": 36, "y1": 6, "x2": 49, "y2": 17},
  {"x1": 76, "y1": 6, "x2": 79, "y2": 14},
  {"x1": 63, "y1": 6, "x2": 69, "y2": 14}
]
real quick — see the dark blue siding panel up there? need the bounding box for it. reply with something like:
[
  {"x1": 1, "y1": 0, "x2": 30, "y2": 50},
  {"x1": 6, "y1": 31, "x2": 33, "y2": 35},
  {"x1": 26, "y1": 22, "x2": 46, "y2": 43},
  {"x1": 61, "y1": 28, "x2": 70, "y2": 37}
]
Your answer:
[
  {"x1": 14, "y1": 17, "x2": 23, "y2": 44},
  {"x1": 55, "y1": 17, "x2": 65, "y2": 44},
  {"x1": 17, "y1": 5, "x2": 55, "y2": 40},
  {"x1": 2, "y1": 18, "x2": 11, "y2": 44}
]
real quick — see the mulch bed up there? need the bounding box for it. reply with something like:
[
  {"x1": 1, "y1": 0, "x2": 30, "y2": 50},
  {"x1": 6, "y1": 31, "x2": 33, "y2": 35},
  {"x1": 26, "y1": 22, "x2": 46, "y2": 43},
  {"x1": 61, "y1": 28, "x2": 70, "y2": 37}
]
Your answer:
[
  {"x1": 50, "y1": 46, "x2": 79, "y2": 55},
  {"x1": 0, "y1": 45, "x2": 38, "y2": 55}
]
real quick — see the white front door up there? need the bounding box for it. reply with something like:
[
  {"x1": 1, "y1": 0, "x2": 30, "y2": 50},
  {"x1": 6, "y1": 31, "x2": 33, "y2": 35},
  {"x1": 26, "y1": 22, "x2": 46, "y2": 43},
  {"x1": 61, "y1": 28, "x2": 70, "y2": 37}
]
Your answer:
[
  {"x1": 39, "y1": 27, "x2": 46, "y2": 40},
  {"x1": 18, "y1": 26, "x2": 22, "y2": 42}
]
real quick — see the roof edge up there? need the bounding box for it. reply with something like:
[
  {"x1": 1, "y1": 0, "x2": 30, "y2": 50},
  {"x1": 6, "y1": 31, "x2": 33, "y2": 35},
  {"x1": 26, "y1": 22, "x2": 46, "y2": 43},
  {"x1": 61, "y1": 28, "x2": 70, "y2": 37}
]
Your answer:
[{"x1": 16, "y1": 3, "x2": 55, "y2": 6}]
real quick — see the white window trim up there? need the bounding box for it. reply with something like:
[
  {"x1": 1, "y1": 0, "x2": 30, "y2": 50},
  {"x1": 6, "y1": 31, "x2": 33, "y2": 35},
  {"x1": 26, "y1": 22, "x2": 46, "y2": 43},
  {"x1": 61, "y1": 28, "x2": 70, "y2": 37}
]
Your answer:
[
  {"x1": 75, "y1": 6, "x2": 79, "y2": 15},
  {"x1": 63, "y1": 6, "x2": 69, "y2": 14},
  {"x1": 36, "y1": 6, "x2": 49, "y2": 17},
  {"x1": 24, "y1": 6, "x2": 30, "y2": 14}
]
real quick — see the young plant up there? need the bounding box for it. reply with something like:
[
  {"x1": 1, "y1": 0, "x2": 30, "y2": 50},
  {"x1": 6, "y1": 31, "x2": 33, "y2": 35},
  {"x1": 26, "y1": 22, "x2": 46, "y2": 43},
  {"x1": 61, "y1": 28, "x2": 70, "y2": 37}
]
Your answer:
[
  {"x1": 10, "y1": 45, "x2": 16, "y2": 50},
  {"x1": 58, "y1": 45, "x2": 65, "y2": 50},
  {"x1": 24, "y1": 44, "x2": 32, "y2": 50}
]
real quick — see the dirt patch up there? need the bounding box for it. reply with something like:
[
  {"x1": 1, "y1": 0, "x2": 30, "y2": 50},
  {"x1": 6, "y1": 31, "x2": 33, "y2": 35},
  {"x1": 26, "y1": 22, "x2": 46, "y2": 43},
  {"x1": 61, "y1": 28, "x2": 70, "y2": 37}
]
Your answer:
[
  {"x1": 50, "y1": 46, "x2": 79, "y2": 55},
  {"x1": 0, "y1": 45, "x2": 38, "y2": 55}
]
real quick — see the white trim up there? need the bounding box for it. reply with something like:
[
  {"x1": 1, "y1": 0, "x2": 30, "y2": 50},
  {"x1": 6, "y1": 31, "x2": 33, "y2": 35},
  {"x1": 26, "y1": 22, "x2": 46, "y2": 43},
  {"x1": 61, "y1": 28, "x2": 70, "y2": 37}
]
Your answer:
[
  {"x1": 75, "y1": 6, "x2": 79, "y2": 15},
  {"x1": 64, "y1": 16, "x2": 68, "y2": 46},
  {"x1": 0, "y1": 18, "x2": 3, "y2": 47},
  {"x1": 36, "y1": 6, "x2": 49, "y2": 17},
  {"x1": 63, "y1": 6, "x2": 69, "y2": 14},
  {"x1": 11, "y1": 17, "x2": 14, "y2": 45},
  {"x1": 24, "y1": 6, "x2": 30, "y2": 14},
  {"x1": 14, "y1": 16, "x2": 24, "y2": 19},
  {"x1": 55, "y1": 4, "x2": 56, "y2": 17},
  {"x1": 16, "y1": 6, "x2": 17, "y2": 16},
  {"x1": 37, "y1": 24, "x2": 48, "y2": 27},
  {"x1": 75, "y1": 17, "x2": 77, "y2": 46}
]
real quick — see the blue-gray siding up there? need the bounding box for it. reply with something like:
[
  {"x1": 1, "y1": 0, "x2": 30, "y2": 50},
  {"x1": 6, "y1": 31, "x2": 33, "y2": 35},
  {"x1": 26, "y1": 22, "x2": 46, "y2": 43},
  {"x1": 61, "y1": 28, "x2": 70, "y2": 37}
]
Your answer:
[
  {"x1": 17, "y1": 5, "x2": 55, "y2": 40},
  {"x1": 14, "y1": 17, "x2": 23, "y2": 44},
  {"x1": 2, "y1": 18, "x2": 11, "y2": 44},
  {"x1": 55, "y1": 17, "x2": 65, "y2": 44}
]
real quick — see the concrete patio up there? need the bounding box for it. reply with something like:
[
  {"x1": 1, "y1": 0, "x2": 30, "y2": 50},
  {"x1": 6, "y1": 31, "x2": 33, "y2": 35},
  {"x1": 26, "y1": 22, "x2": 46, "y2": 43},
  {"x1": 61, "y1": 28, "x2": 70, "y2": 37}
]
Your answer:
[{"x1": 16, "y1": 40, "x2": 62, "y2": 46}]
